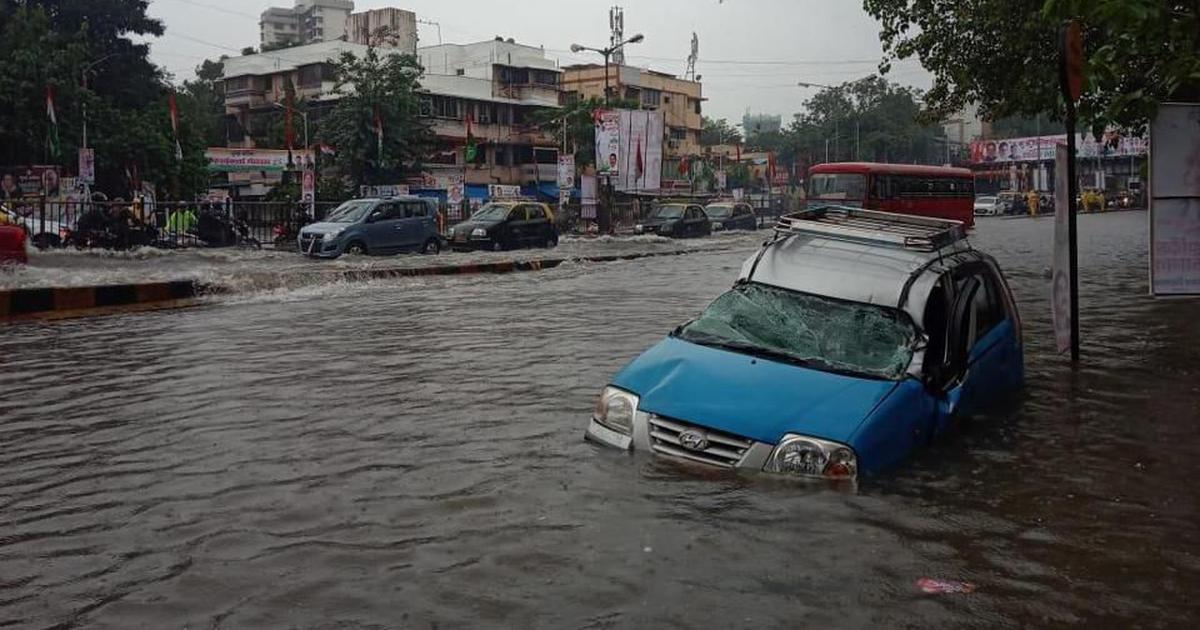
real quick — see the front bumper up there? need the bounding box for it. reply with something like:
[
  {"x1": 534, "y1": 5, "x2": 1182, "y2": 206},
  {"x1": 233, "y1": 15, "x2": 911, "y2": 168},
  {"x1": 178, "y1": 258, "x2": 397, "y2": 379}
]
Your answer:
[
  {"x1": 585, "y1": 411, "x2": 775, "y2": 470},
  {"x1": 448, "y1": 233, "x2": 497, "y2": 251},
  {"x1": 299, "y1": 233, "x2": 342, "y2": 257}
]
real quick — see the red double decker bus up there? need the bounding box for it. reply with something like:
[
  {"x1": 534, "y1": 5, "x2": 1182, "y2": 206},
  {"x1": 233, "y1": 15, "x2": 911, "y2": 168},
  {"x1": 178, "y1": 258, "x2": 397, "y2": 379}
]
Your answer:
[{"x1": 806, "y1": 162, "x2": 975, "y2": 228}]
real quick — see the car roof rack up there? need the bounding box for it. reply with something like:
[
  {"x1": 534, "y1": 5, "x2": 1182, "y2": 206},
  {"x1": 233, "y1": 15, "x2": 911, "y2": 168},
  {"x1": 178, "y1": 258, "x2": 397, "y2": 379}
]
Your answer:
[{"x1": 773, "y1": 205, "x2": 966, "y2": 252}]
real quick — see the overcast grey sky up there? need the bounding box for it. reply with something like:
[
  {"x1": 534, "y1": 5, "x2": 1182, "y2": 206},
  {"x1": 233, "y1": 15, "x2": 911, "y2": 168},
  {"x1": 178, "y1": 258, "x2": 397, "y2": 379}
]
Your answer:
[{"x1": 145, "y1": 0, "x2": 930, "y2": 124}]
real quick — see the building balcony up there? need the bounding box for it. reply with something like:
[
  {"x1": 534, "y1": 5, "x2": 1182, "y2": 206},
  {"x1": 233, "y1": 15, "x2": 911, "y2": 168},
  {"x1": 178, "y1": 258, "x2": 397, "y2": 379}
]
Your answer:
[
  {"x1": 427, "y1": 118, "x2": 556, "y2": 146},
  {"x1": 225, "y1": 88, "x2": 266, "y2": 108}
]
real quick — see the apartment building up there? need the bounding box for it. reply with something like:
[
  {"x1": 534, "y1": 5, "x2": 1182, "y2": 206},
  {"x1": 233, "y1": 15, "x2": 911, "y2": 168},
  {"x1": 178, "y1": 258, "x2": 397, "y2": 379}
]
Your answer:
[
  {"x1": 220, "y1": 38, "x2": 562, "y2": 196},
  {"x1": 260, "y1": 0, "x2": 354, "y2": 49},
  {"x1": 561, "y1": 64, "x2": 703, "y2": 181},
  {"x1": 345, "y1": 8, "x2": 418, "y2": 51}
]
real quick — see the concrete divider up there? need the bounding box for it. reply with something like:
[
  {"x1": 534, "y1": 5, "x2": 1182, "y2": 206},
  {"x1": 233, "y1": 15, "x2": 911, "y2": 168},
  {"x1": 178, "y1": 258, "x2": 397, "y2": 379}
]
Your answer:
[{"x1": 0, "y1": 248, "x2": 704, "y2": 321}]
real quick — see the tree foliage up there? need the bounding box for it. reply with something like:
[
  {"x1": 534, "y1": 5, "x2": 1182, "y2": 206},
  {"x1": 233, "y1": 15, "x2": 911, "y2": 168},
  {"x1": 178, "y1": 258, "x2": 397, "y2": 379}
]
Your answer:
[
  {"x1": 529, "y1": 96, "x2": 638, "y2": 169},
  {"x1": 700, "y1": 117, "x2": 742, "y2": 146},
  {"x1": 0, "y1": 1, "x2": 210, "y2": 197},
  {"x1": 320, "y1": 46, "x2": 433, "y2": 189},
  {"x1": 863, "y1": 0, "x2": 1200, "y2": 134}
]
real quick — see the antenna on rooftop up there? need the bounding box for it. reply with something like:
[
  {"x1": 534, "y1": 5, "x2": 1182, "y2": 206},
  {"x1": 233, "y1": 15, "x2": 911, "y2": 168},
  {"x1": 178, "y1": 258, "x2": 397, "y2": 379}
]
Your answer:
[
  {"x1": 685, "y1": 32, "x2": 699, "y2": 80},
  {"x1": 609, "y1": 6, "x2": 625, "y2": 66}
]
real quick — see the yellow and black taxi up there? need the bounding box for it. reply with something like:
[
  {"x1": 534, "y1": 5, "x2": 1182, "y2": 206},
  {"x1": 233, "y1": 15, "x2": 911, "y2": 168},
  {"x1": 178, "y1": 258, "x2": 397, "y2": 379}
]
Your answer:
[{"x1": 447, "y1": 201, "x2": 559, "y2": 251}]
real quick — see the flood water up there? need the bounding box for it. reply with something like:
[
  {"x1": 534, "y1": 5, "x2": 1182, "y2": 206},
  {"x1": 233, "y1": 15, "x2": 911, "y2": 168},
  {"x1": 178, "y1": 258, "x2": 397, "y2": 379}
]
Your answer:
[{"x1": 1, "y1": 211, "x2": 1197, "y2": 628}]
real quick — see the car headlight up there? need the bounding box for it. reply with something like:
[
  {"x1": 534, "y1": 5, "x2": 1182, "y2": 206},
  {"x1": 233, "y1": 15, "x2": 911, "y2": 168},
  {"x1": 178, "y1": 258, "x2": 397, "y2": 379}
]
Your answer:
[
  {"x1": 763, "y1": 433, "x2": 857, "y2": 479},
  {"x1": 593, "y1": 386, "x2": 638, "y2": 436},
  {"x1": 325, "y1": 227, "x2": 344, "y2": 239},
  {"x1": 471, "y1": 227, "x2": 487, "y2": 237},
  {"x1": 634, "y1": 224, "x2": 644, "y2": 232},
  {"x1": 713, "y1": 221, "x2": 724, "y2": 229}
]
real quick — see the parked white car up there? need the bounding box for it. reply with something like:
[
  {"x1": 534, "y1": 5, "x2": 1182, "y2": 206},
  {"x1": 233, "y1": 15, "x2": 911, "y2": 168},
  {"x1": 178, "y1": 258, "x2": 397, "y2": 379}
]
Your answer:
[{"x1": 973, "y1": 195, "x2": 1000, "y2": 216}]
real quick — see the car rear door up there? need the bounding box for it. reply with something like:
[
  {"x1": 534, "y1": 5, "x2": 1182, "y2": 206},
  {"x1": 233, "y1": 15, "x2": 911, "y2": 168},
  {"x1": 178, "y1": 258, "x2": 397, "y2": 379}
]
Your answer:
[
  {"x1": 524, "y1": 204, "x2": 549, "y2": 245},
  {"x1": 688, "y1": 206, "x2": 707, "y2": 236},
  {"x1": 397, "y1": 200, "x2": 428, "y2": 251}
]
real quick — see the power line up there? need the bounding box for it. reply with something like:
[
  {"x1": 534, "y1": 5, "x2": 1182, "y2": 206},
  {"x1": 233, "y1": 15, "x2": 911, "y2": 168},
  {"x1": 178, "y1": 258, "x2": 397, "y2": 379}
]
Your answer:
[{"x1": 158, "y1": 0, "x2": 261, "y2": 19}]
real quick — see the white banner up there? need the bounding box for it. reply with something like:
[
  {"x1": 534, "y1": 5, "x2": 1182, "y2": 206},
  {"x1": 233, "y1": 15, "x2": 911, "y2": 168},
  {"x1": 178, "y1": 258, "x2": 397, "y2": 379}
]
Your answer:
[
  {"x1": 581, "y1": 175, "x2": 598, "y2": 220},
  {"x1": 1150, "y1": 103, "x2": 1200, "y2": 296},
  {"x1": 78, "y1": 148, "x2": 95, "y2": 185},
  {"x1": 205, "y1": 147, "x2": 313, "y2": 173},
  {"x1": 360, "y1": 184, "x2": 409, "y2": 198},
  {"x1": 1051, "y1": 143, "x2": 1073, "y2": 352},
  {"x1": 301, "y1": 168, "x2": 316, "y2": 204},
  {"x1": 557, "y1": 155, "x2": 575, "y2": 190},
  {"x1": 594, "y1": 110, "x2": 620, "y2": 178},
  {"x1": 488, "y1": 184, "x2": 521, "y2": 199},
  {"x1": 614, "y1": 110, "x2": 664, "y2": 192},
  {"x1": 447, "y1": 183, "x2": 464, "y2": 206}
]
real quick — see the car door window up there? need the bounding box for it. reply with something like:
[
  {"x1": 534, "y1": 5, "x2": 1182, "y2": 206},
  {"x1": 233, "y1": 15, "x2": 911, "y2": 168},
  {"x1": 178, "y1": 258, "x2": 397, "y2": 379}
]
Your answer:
[
  {"x1": 957, "y1": 271, "x2": 1005, "y2": 350},
  {"x1": 523, "y1": 205, "x2": 544, "y2": 223},
  {"x1": 508, "y1": 207, "x2": 526, "y2": 222},
  {"x1": 375, "y1": 202, "x2": 401, "y2": 221}
]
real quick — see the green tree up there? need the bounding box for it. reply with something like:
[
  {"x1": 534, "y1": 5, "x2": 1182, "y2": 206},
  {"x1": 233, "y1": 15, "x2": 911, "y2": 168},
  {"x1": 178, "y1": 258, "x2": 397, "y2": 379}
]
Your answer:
[
  {"x1": 863, "y1": 0, "x2": 1200, "y2": 134},
  {"x1": 787, "y1": 76, "x2": 943, "y2": 165},
  {"x1": 179, "y1": 56, "x2": 227, "y2": 148},
  {"x1": 529, "y1": 96, "x2": 639, "y2": 168},
  {"x1": 320, "y1": 46, "x2": 432, "y2": 189},
  {"x1": 700, "y1": 116, "x2": 742, "y2": 146},
  {"x1": 0, "y1": 1, "x2": 212, "y2": 198}
]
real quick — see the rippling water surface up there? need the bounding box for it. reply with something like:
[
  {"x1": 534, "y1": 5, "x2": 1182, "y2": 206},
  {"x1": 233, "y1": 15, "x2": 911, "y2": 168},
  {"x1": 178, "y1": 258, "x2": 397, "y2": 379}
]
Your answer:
[{"x1": 2, "y1": 211, "x2": 1197, "y2": 628}]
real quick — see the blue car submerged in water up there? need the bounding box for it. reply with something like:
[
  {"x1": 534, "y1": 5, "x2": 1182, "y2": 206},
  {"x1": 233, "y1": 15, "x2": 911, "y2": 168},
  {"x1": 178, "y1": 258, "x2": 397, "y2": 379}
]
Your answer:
[{"x1": 586, "y1": 207, "x2": 1023, "y2": 480}]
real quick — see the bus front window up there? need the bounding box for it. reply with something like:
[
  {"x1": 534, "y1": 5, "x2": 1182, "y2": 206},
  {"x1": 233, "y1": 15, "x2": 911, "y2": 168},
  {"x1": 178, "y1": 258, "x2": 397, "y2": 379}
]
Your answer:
[{"x1": 809, "y1": 173, "x2": 866, "y2": 201}]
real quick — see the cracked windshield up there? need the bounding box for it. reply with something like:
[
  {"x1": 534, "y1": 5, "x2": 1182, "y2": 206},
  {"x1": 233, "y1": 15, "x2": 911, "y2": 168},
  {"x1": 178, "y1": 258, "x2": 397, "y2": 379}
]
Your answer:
[{"x1": 1, "y1": 0, "x2": 1197, "y2": 627}]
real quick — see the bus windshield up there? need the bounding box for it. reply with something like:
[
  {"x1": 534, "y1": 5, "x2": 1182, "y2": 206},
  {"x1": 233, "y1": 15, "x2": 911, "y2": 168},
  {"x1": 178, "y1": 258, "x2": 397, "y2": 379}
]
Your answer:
[{"x1": 809, "y1": 173, "x2": 866, "y2": 201}]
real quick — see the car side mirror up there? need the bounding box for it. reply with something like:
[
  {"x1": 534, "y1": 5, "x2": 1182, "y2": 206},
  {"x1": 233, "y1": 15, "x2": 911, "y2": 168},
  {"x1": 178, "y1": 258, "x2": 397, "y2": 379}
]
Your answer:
[{"x1": 366, "y1": 211, "x2": 383, "y2": 223}]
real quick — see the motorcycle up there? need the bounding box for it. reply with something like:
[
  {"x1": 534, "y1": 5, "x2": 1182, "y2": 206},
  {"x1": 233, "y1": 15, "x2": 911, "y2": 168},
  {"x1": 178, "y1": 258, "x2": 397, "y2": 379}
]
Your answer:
[{"x1": 272, "y1": 206, "x2": 311, "y2": 250}]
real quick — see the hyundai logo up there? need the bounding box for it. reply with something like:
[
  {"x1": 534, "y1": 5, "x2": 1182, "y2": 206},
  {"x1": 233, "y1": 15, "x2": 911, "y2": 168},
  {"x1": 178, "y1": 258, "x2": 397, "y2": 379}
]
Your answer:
[{"x1": 678, "y1": 430, "x2": 710, "y2": 452}]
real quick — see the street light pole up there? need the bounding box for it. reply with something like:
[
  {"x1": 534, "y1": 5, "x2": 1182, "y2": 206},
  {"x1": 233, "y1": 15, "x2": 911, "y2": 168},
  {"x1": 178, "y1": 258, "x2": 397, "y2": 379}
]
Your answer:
[{"x1": 569, "y1": 33, "x2": 645, "y2": 234}]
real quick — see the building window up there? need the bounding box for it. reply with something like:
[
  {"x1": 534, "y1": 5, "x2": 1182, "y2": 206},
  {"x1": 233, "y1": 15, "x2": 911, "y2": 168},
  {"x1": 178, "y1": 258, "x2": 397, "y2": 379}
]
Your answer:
[
  {"x1": 455, "y1": 68, "x2": 465, "y2": 76},
  {"x1": 513, "y1": 145, "x2": 534, "y2": 165},
  {"x1": 663, "y1": 95, "x2": 671, "y2": 104},
  {"x1": 669, "y1": 127, "x2": 687, "y2": 141},
  {"x1": 476, "y1": 102, "x2": 494, "y2": 124},
  {"x1": 494, "y1": 145, "x2": 510, "y2": 166},
  {"x1": 692, "y1": 98, "x2": 702, "y2": 115},
  {"x1": 641, "y1": 88, "x2": 661, "y2": 108},
  {"x1": 419, "y1": 96, "x2": 432, "y2": 117}
]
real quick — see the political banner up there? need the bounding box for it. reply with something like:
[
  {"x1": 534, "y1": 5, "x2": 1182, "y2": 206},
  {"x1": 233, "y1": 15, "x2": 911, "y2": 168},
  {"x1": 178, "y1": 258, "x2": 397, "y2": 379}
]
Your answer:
[
  {"x1": 300, "y1": 168, "x2": 314, "y2": 202},
  {"x1": 488, "y1": 184, "x2": 520, "y2": 199},
  {"x1": 447, "y1": 183, "x2": 465, "y2": 206},
  {"x1": 1150, "y1": 103, "x2": 1200, "y2": 296},
  {"x1": 557, "y1": 155, "x2": 576, "y2": 190},
  {"x1": 594, "y1": 110, "x2": 621, "y2": 177},
  {"x1": 205, "y1": 148, "x2": 313, "y2": 173},
  {"x1": 970, "y1": 133, "x2": 1149, "y2": 164},
  {"x1": 716, "y1": 169, "x2": 727, "y2": 191},
  {"x1": 78, "y1": 148, "x2": 95, "y2": 185}
]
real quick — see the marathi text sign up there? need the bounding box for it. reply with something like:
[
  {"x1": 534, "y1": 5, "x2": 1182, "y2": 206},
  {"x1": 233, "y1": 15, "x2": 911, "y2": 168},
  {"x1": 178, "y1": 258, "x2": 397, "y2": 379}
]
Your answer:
[
  {"x1": 205, "y1": 148, "x2": 313, "y2": 173},
  {"x1": 1150, "y1": 103, "x2": 1200, "y2": 296}
]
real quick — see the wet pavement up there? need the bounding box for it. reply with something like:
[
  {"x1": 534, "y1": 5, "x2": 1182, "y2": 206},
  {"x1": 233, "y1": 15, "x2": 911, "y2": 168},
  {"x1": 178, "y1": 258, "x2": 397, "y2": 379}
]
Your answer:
[{"x1": 1, "y1": 210, "x2": 1198, "y2": 628}]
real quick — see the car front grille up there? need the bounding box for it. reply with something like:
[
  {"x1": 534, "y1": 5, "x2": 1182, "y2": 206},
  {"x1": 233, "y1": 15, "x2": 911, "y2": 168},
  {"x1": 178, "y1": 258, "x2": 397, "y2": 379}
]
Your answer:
[
  {"x1": 300, "y1": 234, "x2": 323, "y2": 252},
  {"x1": 647, "y1": 415, "x2": 754, "y2": 468}
]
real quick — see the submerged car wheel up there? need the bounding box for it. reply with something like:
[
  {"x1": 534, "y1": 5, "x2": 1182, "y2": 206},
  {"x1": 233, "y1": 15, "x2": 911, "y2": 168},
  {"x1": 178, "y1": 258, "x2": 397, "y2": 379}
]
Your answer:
[
  {"x1": 422, "y1": 238, "x2": 441, "y2": 254},
  {"x1": 345, "y1": 241, "x2": 367, "y2": 256}
]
